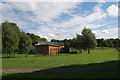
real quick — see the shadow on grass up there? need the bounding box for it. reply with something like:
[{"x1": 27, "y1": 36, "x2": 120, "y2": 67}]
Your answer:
[{"x1": 2, "y1": 60, "x2": 120, "y2": 79}]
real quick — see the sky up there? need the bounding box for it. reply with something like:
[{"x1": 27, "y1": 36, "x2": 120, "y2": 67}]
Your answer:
[{"x1": 0, "y1": 0, "x2": 119, "y2": 41}]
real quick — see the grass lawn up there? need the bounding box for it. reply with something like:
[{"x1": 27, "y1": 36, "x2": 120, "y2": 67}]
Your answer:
[
  {"x1": 1, "y1": 48, "x2": 119, "y2": 79},
  {"x1": 2, "y1": 48, "x2": 119, "y2": 69}
]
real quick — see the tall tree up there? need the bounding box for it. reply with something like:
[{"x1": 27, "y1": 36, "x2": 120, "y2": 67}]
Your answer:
[
  {"x1": 19, "y1": 32, "x2": 32, "y2": 55},
  {"x1": 81, "y1": 27, "x2": 97, "y2": 54},
  {"x1": 2, "y1": 22, "x2": 20, "y2": 52}
]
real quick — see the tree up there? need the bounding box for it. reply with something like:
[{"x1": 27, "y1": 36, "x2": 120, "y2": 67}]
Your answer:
[
  {"x1": 101, "y1": 40, "x2": 109, "y2": 47},
  {"x1": 70, "y1": 38, "x2": 77, "y2": 49},
  {"x1": 111, "y1": 38, "x2": 119, "y2": 47},
  {"x1": 19, "y1": 32, "x2": 32, "y2": 56},
  {"x1": 81, "y1": 27, "x2": 97, "y2": 54},
  {"x1": 27, "y1": 33, "x2": 47, "y2": 42},
  {"x1": 107, "y1": 40, "x2": 114, "y2": 47},
  {"x1": 97, "y1": 38, "x2": 104, "y2": 47},
  {"x1": 51, "y1": 39, "x2": 60, "y2": 42},
  {"x1": 1, "y1": 21, "x2": 49, "y2": 57},
  {"x1": 2, "y1": 22, "x2": 20, "y2": 53},
  {"x1": 64, "y1": 40, "x2": 70, "y2": 53},
  {"x1": 41, "y1": 38, "x2": 47, "y2": 41},
  {"x1": 75, "y1": 34, "x2": 83, "y2": 53},
  {"x1": 70, "y1": 34, "x2": 83, "y2": 53}
]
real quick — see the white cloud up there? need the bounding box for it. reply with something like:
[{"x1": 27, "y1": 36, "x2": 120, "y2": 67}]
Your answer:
[
  {"x1": 94, "y1": 28, "x2": 118, "y2": 39},
  {"x1": 27, "y1": 26, "x2": 72, "y2": 41},
  {"x1": 49, "y1": 3, "x2": 107, "y2": 29},
  {"x1": 29, "y1": 2, "x2": 37, "y2": 10},
  {"x1": 27, "y1": 23, "x2": 107, "y2": 41},
  {"x1": 92, "y1": 31, "x2": 97, "y2": 35},
  {"x1": 5, "y1": 2, "x2": 79, "y2": 23},
  {"x1": 1, "y1": 2, "x2": 106, "y2": 26},
  {"x1": 1, "y1": 0, "x2": 86, "y2": 2},
  {"x1": 97, "y1": 0, "x2": 106, "y2": 3},
  {"x1": 30, "y1": 2, "x2": 79, "y2": 23},
  {"x1": 102, "y1": 30, "x2": 109, "y2": 33},
  {"x1": 9, "y1": 2, "x2": 32, "y2": 11},
  {"x1": 107, "y1": 4, "x2": 118, "y2": 17},
  {"x1": 1, "y1": 3, "x2": 30, "y2": 29},
  {"x1": 1, "y1": 2, "x2": 118, "y2": 41}
]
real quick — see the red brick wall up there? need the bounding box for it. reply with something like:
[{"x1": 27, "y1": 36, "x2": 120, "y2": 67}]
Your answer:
[{"x1": 36, "y1": 45, "x2": 64, "y2": 54}]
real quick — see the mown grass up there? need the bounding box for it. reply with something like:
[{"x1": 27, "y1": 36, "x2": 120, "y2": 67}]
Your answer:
[
  {"x1": 1, "y1": 48, "x2": 119, "y2": 79},
  {"x1": 2, "y1": 60, "x2": 119, "y2": 78},
  {"x1": 2, "y1": 48, "x2": 119, "y2": 69}
]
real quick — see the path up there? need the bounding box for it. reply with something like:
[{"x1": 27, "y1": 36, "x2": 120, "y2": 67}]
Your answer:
[
  {"x1": 1, "y1": 67, "x2": 118, "y2": 73},
  {"x1": 0, "y1": 69, "x2": 41, "y2": 73}
]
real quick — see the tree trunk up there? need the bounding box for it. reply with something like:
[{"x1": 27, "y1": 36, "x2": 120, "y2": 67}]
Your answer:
[{"x1": 88, "y1": 49, "x2": 90, "y2": 54}]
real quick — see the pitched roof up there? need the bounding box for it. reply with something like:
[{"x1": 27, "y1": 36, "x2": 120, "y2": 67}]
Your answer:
[{"x1": 33, "y1": 41, "x2": 64, "y2": 47}]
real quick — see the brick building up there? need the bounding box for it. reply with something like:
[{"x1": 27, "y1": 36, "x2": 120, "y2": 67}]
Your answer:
[{"x1": 31, "y1": 41, "x2": 64, "y2": 55}]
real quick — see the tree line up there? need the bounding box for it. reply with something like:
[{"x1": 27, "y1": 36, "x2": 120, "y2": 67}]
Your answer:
[
  {"x1": 51, "y1": 38, "x2": 120, "y2": 48},
  {"x1": 1, "y1": 21, "x2": 47, "y2": 55},
  {"x1": 96, "y1": 38, "x2": 120, "y2": 47}
]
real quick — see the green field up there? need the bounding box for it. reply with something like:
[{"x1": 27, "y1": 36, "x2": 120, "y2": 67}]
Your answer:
[
  {"x1": 1, "y1": 48, "x2": 120, "y2": 78},
  {"x1": 2, "y1": 48, "x2": 119, "y2": 69}
]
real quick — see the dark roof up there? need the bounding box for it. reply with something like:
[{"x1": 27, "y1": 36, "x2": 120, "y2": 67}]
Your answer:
[{"x1": 33, "y1": 41, "x2": 64, "y2": 47}]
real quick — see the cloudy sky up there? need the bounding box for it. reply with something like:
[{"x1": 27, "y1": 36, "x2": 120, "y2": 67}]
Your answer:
[{"x1": 0, "y1": 0, "x2": 119, "y2": 41}]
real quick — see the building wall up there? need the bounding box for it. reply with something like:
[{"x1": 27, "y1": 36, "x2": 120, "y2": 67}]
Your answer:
[
  {"x1": 36, "y1": 45, "x2": 64, "y2": 54},
  {"x1": 49, "y1": 45, "x2": 64, "y2": 54},
  {"x1": 36, "y1": 45, "x2": 49, "y2": 54}
]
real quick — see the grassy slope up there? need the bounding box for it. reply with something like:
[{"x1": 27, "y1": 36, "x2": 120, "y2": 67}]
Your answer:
[
  {"x1": 2, "y1": 48, "x2": 119, "y2": 78},
  {"x1": 2, "y1": 48, "x2": 119, "y2": 69}
]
